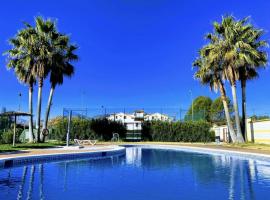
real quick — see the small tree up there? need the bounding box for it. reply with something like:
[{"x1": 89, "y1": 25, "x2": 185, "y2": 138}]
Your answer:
[
  {"x1": 185, "y1": 96, "x2": 212, "y2": 122},
  {"x1": 211, "y1": 97, "x2": 233, "y2": 124}
]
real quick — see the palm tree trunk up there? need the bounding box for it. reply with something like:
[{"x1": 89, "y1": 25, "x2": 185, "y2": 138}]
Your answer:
[
  {"x1": 36, "y1": 78, "x2": 43, "y2": 143},
  {"x1": 28, "y1": 85, "x2": 34, "y2": 143},
  {"x1": 218, "y1": 80, "x2": 237, "y2": 142},
  {"x1": 231, "y1": 83, "x2": 244, "y2": 143},
  {"x1": 41, "y1": 86, "x2": 55, "y2": 142},
  {"x1": 241, "y1": 79, "x2": 247, "y2": 142}
]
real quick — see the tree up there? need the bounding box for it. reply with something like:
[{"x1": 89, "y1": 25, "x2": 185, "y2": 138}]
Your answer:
[
  {"x1": 6, "y1": 16, "x2": 79, "y2": 143},
  {"x1": 211, "y1": 97, "x2": 232, "y2": 124},
  {"x1": 185, "y1": 96, "x2": 212, "y2": 121},
  {"x1": 6, "y1": 25, "x2": 37, "y2": 142},
  {"x1": 212, "y1": 16, "x2": 267, "y2": 142},
  {"x1": 210, "y1": 16, "x2": 243, "y2": 142},
  {"x1": 236, "y1": 23, "x2": 267, "y2": 141},
  {"x1": 193, "y1": 35, "x2": 238, "y2": 142},
  {"x1": 42, "y1": 35, "x2": 78, "y2": 141},
  {"x1": 30, "y1": 17, "x2": 58, "y2": 142}
]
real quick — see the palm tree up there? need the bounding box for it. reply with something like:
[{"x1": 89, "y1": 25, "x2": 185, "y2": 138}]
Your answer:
[
  {"x1": 30, "y1": 17, "x2": 57, "y2": 142},
  {"x1": 236, "y1": 27, "x2": 267, "y2": 141},
  {"x1": 42, "y1": 37, "x2": 78, "y2": 141},
  {"x1": 6, "y1": 16, "x2": 74, "y2": 143},
  {"x1": 214, "y1": 16, "x2": 267, "y2": 142},
  {"x1": 6, "y1": 25, "x2": 36, "y2": 142},
  {"x1": 193, "y1": 38, "x2": 238, "y2": 142},
  {"x1": 211, "y1": 16, "x2": 243, "y2": 142}
]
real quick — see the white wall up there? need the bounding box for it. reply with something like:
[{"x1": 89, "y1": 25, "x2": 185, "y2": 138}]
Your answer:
[
  {"x1": 247, "y1": 119, "x2": 270, "y2": 144},
  {"x1": 212, "y1": 125, "x2": 229, "y2": 142},
  {"x1": 213, "y1": 118, "x2": 270, "y2": 144}
]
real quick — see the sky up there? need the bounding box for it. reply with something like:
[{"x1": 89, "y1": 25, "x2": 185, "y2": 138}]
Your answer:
[{"x1": 0, "y1": 0, "x2": 270, "y2": 117}]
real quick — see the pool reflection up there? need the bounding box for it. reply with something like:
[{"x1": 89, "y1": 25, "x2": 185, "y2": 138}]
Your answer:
[
  {"x1": 0, "y1": 148, "x2": 270, "y2": 200},
  {"x1": 126, "y1": 147, "x2": 270, "y2": 200}
]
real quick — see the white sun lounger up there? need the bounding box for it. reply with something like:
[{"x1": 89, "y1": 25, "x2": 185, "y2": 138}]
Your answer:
[{"x1": 74, "y1": 139, "x2": 98, "y2": 146}]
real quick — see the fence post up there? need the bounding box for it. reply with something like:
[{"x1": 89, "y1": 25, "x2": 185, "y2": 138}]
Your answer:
[{"x1": 66, "y1": 111, "x2": 72, "y2": 147}]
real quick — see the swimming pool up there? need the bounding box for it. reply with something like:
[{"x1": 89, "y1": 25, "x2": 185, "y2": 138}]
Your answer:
[{"x1": 1, "y1": 146, "x2": 270, "y2": 200}]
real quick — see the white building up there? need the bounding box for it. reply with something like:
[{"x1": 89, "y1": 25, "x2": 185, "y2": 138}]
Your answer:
[
  {"x1": 107, "y1": 110, "x2": 171, "y2": 140},
  {"x1": 144, "y1": 112, "x2": 171, "y2": 122},
  {"x1": 107, "y1": 112, "x2": 142, "y2": 131}
]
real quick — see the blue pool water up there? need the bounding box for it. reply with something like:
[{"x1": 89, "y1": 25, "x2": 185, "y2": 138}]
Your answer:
[{"x1": 1, "y1": 147, "x2": 270, "y2": 200}]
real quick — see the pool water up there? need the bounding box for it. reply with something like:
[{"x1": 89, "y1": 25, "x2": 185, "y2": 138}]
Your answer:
[{"x1": 1, "y1": 147, "x2": 270, "y2": 200}]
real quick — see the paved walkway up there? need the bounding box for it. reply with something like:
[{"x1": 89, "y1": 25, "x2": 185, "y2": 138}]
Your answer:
[{"x1": 136, "y1": 142, "x2": 270, "y2": 155}]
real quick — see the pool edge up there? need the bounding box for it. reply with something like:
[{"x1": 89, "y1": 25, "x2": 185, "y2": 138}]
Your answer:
[
  {"x1": 122, "y1": 144, "x2": 270, "y2": 162},
  {"x1": 0, "y1": 146, "x2": 125, "y2": 169}
]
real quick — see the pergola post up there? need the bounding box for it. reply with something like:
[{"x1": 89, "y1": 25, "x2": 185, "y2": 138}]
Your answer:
[
  {"x1": 13, "y1": 115, "x2": 17, "y2": 147},
  {"x1": 0, "y1": 111, "x2": 32, "y2": 147}
]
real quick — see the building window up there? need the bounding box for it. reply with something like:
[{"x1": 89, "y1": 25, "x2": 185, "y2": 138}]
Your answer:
[
  {"x1": 115, "y1": 116, "x2": 118, "y2": 119},
  {"x1": 124, "y1": 116, "x2": 126, "y2": 119},
  {"x1": 136, "y1": 123, "x2": 138, "y2": 127}
]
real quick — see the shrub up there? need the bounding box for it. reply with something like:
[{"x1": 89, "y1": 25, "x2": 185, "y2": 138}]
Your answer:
[
  {"x1": 0, "y1": 128, "x2": 22, "y2": 144},
  {"x1": 142, "y1": 121, "x2": 214, "y2": 142},
  {"x1": 48, "y1": 117, "x2": 126, "y2": 141}
]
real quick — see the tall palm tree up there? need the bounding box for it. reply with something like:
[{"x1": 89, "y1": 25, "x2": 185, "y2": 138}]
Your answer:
[
  {"x1": 236, "y1": 27, "x2": 267, "y2": 141},
  {"x1": 212, "y1": 16, "x2": 243, "y2": 142},
  {"x1": 214, "y1": 16, "x2": 267, "y2": 142},
  {"x1": 239, "y1": 68, "x2": 257, "y2": 141},
  {"x1": 30, "y1": 17, "x2": 57, "y2": 142},
  {"x1": 42, "y1": 38, "x2": 78, "y2": 141},
  {"x1": 6, "y1": 25, "x2": 36, "y2": 142},
  {"x1": 6, "y1": 16, "x2": 72, "y2": 143},
  {"x1": 193, "y1": 38, "x2": 238, "y2": 142}
]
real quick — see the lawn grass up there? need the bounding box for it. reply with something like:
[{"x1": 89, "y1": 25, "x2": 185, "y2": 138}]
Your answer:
[{"x1": 0, "y1": 141, "x2": 65, "y2": 153}]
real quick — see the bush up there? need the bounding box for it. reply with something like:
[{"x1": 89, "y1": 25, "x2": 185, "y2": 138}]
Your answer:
[
  {"x1": 142, "y1": 121, "x2": 214, "y2": 142},
  {"x1": 90, "y1": 118, "x2": 126, "y2": 140},
  {"x1": 0, "y1": 128, "x2": 22, "y2": 144},
  {"x1": 48, "y1": 117, "x2": 126, "y2": 141}
]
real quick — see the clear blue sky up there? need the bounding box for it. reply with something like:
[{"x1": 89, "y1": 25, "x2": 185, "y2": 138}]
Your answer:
[{"x1": 0, "y1": 0, "x2": 270, "y2": 117}]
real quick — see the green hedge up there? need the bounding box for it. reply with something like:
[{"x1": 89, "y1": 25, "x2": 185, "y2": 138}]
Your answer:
[
  {"x1": 142, "y1": 121, "x2": 214, "y2": 142},
  {"x1": 49, "y1": 117, "x2": 126, "y2": 141}
]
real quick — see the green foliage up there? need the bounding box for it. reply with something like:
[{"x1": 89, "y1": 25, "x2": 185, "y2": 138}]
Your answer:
[
  {"x1": 210, "y1": 97, "x2": 232, "y2": 123},
  {"x1": 48, "y1": 117, "x2": 126, "y2": 141},
  {"x1": 250, "y1": 115, "x2": 270, "y2": 121},
  {"x1": 91, "y1": 118, "x2": 126, "y2": 140},
  {"x1": 142, "y1": 121, "x2": 214, "y2": 142},
  {"x1": 185, "y1": 96, "x2": 212, "y2": 121},
  {"x1": 0, "y1": 116, "x2": 12, "y2": 130},
  {"x1": 1, "y1": 130, "x2": 13, "y2": 144},
  {"x1": 0, "y1": 128, "x2": 22, "y2": 144}
]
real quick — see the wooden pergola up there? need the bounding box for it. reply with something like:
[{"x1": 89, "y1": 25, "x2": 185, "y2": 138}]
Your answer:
[{"x1": 0, "y1": 111, "x2": 32, "y2": 146}]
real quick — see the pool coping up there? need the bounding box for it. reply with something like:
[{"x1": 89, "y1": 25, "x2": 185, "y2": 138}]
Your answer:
[
  {"x1": 123, "y1": 144, "x2": 270, "y2": 162},
  {"x1": 2, "y1": 143, "x2": 270, "y2": 169},
  {"x1": 0, "y1": 145, "x2": 125, "y2": 169}
]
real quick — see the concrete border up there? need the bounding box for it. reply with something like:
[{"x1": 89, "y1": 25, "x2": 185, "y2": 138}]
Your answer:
[
  {"x1": 2, "y1": 144, "x2": 270, "y2": 169},
  {"x1": 0, "y1": 146, "x2": 125, "y2": 169}
]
